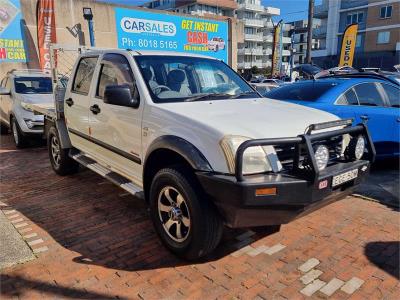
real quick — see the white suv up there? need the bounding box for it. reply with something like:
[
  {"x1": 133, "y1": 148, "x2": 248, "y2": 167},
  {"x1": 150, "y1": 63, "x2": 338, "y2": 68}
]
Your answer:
[
  {"x1": 0, "y1": 70, "x2": 53, "y2": 147},
  {"x1": 33, "y1": 49, "x2": 375, "y2": 260}
]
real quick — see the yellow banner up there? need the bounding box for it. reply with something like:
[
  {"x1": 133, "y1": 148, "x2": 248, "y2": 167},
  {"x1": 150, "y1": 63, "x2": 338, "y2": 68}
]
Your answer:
[{"x1": 339, "y1": 24, "x2": 358, "y2": 67}]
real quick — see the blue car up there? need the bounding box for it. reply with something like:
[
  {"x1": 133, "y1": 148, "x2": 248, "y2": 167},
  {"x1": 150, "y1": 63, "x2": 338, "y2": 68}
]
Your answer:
[{"x1": 265, "y1": 75, "x2": 399, "y2": 158}]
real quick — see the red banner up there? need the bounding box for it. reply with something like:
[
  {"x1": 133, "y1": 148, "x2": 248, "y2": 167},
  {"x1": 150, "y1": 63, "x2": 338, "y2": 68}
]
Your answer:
[{"x1": 36, "y1": 0, "x2": 57, "y2": 70}]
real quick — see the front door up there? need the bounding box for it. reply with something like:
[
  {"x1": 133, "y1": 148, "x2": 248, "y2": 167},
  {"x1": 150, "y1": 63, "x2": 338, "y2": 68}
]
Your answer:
[
  {"x1": 351, "y1": 82, "x2": 392, "y2": 155},
  {"x1": 89, "y1": 53, "x2": 143, "y2": 184}
]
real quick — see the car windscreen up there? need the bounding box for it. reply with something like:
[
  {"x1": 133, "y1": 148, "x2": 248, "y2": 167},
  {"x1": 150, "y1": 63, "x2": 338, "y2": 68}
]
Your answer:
[
  {"x1": 265, "y1": 81, "x2": 336, "y2": 101},
  {"x1": 14, "y1": 77, "x2": 52, "y2": 94},
  {"x1": 134, "y1": 55, "x2": 260, "y2": 103}
]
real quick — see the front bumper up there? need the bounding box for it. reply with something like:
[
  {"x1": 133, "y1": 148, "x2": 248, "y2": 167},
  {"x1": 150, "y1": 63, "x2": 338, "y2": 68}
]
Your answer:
[
  {"x1": 197, "y1": 121, "x2": 375, "y2": 228},
  {"x1": 197, "y1": 160, "x2": 370, "y2": 227}
]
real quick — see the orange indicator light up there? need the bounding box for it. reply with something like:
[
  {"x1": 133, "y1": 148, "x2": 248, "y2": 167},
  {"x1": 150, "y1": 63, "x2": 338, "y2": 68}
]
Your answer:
[{"x1": 255, "y1": 187, "x2": 277, "y2": 196}]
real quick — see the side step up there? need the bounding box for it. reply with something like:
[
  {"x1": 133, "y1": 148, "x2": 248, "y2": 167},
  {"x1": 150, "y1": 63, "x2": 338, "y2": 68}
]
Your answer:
[{"x1": 69, "y1": 150, "x2": 144, "y2": 198}]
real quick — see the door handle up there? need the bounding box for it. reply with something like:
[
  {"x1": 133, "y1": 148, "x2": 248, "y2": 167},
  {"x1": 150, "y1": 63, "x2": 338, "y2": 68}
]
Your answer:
[
  {"x1": 90, "y1": 104, "x2": 101, "y2": 115},
  {"x1": 397, "y1": 117, "x2": 400, "y2": 123},
  {"x1": 65, "y1": 98, "x2": 74, "y2": 107}
]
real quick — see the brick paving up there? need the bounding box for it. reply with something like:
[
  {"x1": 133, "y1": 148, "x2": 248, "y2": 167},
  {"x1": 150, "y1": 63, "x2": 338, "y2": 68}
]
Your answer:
[{"x1": 0, "y1": 135, "x2": 399, "y2": 299}]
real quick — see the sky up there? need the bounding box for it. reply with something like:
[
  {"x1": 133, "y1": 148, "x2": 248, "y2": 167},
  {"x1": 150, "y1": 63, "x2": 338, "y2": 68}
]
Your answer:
[{"x1": 97, "y1": 0, "x2": 322, "y2": 23}]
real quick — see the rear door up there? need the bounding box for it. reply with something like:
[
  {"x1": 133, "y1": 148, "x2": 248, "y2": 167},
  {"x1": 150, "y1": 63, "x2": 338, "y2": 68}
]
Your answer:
[
  {"x1": 378, "y1": 82, "x2": 400, "y2": 155},
  {"x1": 88, "y1": 53, "x2": 143, "y2": 183},
  {"x1": 351, "y1": 82, "x2": 391, "y2": 154},
  {"x1": 64, "y1": 56, "x2": 98, "y2": 149}
]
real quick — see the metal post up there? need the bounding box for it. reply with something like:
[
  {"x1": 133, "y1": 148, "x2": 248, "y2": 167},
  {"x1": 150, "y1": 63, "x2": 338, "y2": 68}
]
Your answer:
[
  {"x1": 88, "y1": 20, "x2": 95, "y2": 47},
  {"x1": 306, "y1": 0, "x2": 314, "y2": 63}
]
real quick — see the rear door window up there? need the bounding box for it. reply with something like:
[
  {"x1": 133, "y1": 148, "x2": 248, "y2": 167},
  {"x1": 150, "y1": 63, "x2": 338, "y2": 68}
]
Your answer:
[
  {"x1": 380, "y1": 83, "x2": 400, "y2": 108},
  {"x1": 353, "y1": 83, "x2": 384, "y2": 106},
  {"x1": 72, "y1": 57, "x2": 98, "y2": 95},
  {"x1": 336, "y1": 88, "x2": 359, "y2": 105}
]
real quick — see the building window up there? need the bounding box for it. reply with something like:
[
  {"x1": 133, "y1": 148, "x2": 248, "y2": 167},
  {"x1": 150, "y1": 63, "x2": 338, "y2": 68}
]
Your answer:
[
  {"x1": 377, "y1": 31, "x2": 390, "y2": 44},
  {"x1": 380, "y1": 6, "x2": 392, "y2": 19},
  {"x1": 356, "y1": 34, "x2": 362, "y2": 48},
  {"x1": 346, "y1": 12, "x2": 364, "y2": 25}
]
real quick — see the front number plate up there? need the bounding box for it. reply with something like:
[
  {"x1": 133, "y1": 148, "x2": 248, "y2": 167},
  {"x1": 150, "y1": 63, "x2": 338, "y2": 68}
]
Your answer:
[{"x1": 332, "y1": 169, "x2": 358, "y2": 187}]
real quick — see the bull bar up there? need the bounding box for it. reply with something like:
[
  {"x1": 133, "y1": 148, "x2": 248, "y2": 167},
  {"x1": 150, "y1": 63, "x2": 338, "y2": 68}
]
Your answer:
[{"x1": 235, "y1": 120, "x2": 376, "y2": 182}]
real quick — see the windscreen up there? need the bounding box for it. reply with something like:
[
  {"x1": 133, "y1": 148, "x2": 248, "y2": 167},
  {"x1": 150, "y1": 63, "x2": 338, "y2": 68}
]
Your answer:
[
  {"x1": 135, "y1": 55, "x2": 259, "y2": 103},
  {"x1": 266, "y1": 81, "x2": 336, "y2": 101},
  {"x1": 14, "y1": 77, "x2": 52, "y2": 94}
]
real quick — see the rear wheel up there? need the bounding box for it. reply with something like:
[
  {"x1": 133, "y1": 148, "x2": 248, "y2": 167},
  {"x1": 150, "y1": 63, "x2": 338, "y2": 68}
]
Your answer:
[
  {"x1": 11, "y1": 117, "x2": 28, "y2": 148},
  {"x1": 48, "y1": 126, "x2": 79, "y2": 175},
  {"x1": 149, "y1": 167, "x2": 223, "y2": 260}
]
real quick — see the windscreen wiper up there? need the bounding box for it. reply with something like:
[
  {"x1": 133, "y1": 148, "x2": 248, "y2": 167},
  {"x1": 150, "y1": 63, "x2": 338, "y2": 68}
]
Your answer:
[
  {"x1": 230, "y1": 91, "x2": 260, "y2": 99},
  {"x1": 184, "y1": 93, "x2": 233, "y2": 102}
]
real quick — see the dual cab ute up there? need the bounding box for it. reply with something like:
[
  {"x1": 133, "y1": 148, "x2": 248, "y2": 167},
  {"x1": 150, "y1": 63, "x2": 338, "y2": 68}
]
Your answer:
[{"x1": 33, "y1": 47, "x2": 375, "y2": 260}]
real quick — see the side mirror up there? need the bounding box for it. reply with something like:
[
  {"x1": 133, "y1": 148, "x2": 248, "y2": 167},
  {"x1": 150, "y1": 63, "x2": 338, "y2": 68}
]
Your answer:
[
  {"x1": 0, "y1": 87, "x2": 11, "y2": 95},
  {"x1": 104, "y1": 84, "x2": 139, "y2": 108}
]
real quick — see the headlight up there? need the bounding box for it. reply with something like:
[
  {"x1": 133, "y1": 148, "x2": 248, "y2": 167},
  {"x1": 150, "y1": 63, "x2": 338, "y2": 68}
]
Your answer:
[
  {"x1": 346, "y1": 135, "x2": 365, "y2": 160},
  {"x1": 24, "y1": 119, "x2": 34, "y2": 129},
  {"x1": 220, "y1": 135, "x2": 273, "y2": 175},
  {"x1": 314, "y1": 145, "x2": 329, "y2": 170},
  {"x1": 20, "y1": 102, "x2": 32, "y2": 111}
]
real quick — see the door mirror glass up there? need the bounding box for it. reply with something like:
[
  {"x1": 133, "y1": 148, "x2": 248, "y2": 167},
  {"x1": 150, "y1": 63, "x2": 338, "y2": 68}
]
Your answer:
[
  {"x1": 104, "y1": 85, "x2": 139, "y2": 108},
  {"x1": 0, "y1": 87, "x2": 11, "y2": 95}
]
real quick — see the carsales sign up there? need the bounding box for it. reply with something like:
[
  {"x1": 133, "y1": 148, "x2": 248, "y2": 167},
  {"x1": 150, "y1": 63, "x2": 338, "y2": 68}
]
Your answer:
[
  {"x1": 115, "y1": 8, "x2": 229, "y2": 63},
  {"x1": 0, "y1": 0, "x2": 27, "y2": 62}
]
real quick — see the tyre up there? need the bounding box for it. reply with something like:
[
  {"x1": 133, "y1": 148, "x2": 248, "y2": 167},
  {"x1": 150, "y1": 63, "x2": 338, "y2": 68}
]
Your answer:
[
  {"x1": 11, "y1": 117, "x2": 28, "y2": 148},
  {"x1": 0, "y1": 122, "x2": 8, "y2": 135},
  {"x1": 48, "y1": 126, "x2": 79, "y2": 176},
  {"x1": 149, "y1": 167, "x2": 223, "y2": 260}
]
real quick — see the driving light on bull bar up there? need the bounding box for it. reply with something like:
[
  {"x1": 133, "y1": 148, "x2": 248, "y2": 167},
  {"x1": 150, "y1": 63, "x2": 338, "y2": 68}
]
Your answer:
[
  {"x1": 314, "y1": 145, "x2": 329, "y2": 170},
  {"x1": 346, "y1": 135, "x2": 365, "y2": 160}
]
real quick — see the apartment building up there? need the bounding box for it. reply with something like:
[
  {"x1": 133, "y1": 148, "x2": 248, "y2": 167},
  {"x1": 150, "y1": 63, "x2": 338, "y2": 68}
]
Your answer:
[
  {"x1": 236, "y1": 0, "x2": 291, "y2": 74},
  {"x1": 141, "y1": 0, "x2": 237, "y2": 17},
  {"x1": 287, "y1": 19, "x2": 321, "y2": 65},
  {"x1": 142, "y1": 0, "x2": 292, "y2": 75},
  {"x1": 312, "y1": 0, "x2": 400, "y2": 69}
]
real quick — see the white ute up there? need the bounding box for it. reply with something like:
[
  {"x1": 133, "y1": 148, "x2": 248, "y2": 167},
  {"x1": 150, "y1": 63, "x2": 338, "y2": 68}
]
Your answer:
[{"x1": 31, "y1": 46, "x2": 375, "y2": 260}]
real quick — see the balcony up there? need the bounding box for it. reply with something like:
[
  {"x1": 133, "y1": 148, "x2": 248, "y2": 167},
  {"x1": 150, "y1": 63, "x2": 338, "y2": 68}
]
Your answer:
[
  {"x1": 262, "y1": 6, "x2": 280, "y2": 16},
  {"x1": 263, "y1": 33, "x2": 273, "y2": 43},
  {"x1": 282, "y1": 36, "x2": 292, "y2": 44},
  {"x1": 313, "y1": 26, "x2": 327, "y2": 38},
  {"x1": 262, "y1": 61, "x2": 271, "y2": 68},
  {"x1": 237, "y1": 3, "x2": 264, "y2": 12},
  {"x1": 244, "y1": 19, "x2": 265, "y2": 27},
  {"x1": 314, "y1": 3, "x2": 328, "y2": 18},
  {"x1": 238, "y1": 47, "x2": 263, "y2": 55},
  {"x1": 263, "y1": 48, "x2": 272, "y2": 55},
  {"x1": 282, "y1": 49, "x2": 291, "y2": 56},
  {"x1": 264, "y1": 20, "x2": 274, "y2": 28},
  {"x1": 244, "y1": 33, "x2": 264, "y2": 42},
  {"x1": 237, "y1": 61, "x2": 263, "y2": 69}
]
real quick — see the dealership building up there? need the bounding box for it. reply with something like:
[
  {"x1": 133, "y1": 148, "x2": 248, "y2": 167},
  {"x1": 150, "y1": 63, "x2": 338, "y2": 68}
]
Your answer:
[{"x1": 0, "y1": 0, "x2": 245, "y2": 79}]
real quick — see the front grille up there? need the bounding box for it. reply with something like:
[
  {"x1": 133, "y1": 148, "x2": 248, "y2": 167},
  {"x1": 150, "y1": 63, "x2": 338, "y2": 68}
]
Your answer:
[{"x1": 274, "y1": 135, "x2": 344, "y2": 171}]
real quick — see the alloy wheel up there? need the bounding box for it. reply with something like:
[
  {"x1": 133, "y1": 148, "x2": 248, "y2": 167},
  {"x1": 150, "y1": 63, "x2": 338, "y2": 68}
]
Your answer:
[{"x1": 157, "y1": 186, "x2": 191, "y2": 243}]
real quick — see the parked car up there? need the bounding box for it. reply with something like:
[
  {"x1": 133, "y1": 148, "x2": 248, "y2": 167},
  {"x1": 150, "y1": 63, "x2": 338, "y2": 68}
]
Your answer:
[
  {"x1": 207, "y1": 37, "x2": 225, "y2": 52},
  {"x1": 292, "y1": 64, "x2": 323, "y2": 81},
  {"x1": 30, "y1": 48, "x2": 374, "y2": 260},
  {"x1": 265, "y1": 74, "x2": 399, "y2": 158},
  {"x1": 0, "y1": 70, "x2": 53, "y2": 147},
  {"x1": 251, "y1": 83, "x2": 278, "y2": 96}
]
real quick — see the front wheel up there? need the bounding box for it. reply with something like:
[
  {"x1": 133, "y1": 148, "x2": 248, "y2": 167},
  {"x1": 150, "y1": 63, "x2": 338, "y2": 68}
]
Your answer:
[
  {"x1": 149, "y1": 167, "x2": 223, "y2": 260},
  {"x1": 48, "y1": 127, "x2": 79, "y2": 176},
  {"x1": 11, "y1": 117, "x2": 28, "y2": 148}
]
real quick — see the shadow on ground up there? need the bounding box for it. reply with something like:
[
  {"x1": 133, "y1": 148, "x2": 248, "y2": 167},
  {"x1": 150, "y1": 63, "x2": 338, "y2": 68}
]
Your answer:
[
  {"x1": 0, "y1": 134, "x2": 278, "y2": 275},
  {"x1": 355, "y1": 158, "x2": 399, "y2": 210},
  {"x1": 364, "y1": 241, "x2": 400, "y2": 280},
  {"x1": 0, "y1": 274, "x2": 123, "y2": 299}
]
